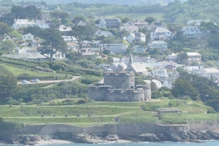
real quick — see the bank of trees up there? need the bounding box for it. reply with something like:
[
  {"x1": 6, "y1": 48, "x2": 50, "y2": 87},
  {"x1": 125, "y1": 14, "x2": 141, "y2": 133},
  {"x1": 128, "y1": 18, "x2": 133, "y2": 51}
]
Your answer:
[{"x1": 172, "y1": 71, "x2": 219, "y2": 111}]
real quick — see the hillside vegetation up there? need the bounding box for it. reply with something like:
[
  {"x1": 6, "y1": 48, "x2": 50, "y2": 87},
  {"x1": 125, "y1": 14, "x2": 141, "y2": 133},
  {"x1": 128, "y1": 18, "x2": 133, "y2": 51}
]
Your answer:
[
  {"x1": 0, "y1": 98, "x2": 217, "y2": 126},
  {"x1": 164, "y1": 0, "x2": 219, "y2": 23}
]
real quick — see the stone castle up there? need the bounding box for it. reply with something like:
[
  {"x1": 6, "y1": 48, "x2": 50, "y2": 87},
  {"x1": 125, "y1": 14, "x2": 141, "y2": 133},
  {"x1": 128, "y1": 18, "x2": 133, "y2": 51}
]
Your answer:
[{"x1": 88, "y1": 71, "x2": 151, "y2": 102}]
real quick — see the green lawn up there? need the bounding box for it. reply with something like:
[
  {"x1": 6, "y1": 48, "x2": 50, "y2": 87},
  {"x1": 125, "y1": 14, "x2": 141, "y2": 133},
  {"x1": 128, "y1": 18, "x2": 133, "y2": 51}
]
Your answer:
[
  {"x1": 102, "y1": 12, "x2": 164, "y2": 21},
  {"x1": 0, "y1": 99, "x2": 218, "y2": 126},
  {"x1": 0, "y1": 63, "x2": 67, "y2": 79}
]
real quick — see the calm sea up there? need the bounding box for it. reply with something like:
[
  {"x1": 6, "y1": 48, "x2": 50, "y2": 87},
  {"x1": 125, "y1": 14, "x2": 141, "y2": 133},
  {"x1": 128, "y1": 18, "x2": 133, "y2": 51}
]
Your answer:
[{"x1": 5, "y1": 141, "x2": 219, "y2": 146}]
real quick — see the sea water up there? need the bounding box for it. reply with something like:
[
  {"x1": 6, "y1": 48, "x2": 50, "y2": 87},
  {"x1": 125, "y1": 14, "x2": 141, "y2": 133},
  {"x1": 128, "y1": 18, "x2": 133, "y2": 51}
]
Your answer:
[{"x1": 6, "y1": 141, "x2": 219, "y2": 146}]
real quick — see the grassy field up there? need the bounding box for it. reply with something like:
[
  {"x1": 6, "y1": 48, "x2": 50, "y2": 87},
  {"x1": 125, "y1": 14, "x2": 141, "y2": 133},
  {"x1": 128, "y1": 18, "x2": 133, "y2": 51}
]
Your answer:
[
  {"x1": 102, "y1": 12, "x2": 164, "y2": 21},
  {"x1": 0, "y1": 99, "x2": 218, "y2": 127}
]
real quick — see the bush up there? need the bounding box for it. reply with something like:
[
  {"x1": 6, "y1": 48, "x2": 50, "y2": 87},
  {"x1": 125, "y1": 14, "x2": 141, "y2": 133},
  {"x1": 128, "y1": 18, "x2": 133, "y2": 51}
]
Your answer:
[{"x1": 207, "y1": 106, "x2": 216, "y2": 113}]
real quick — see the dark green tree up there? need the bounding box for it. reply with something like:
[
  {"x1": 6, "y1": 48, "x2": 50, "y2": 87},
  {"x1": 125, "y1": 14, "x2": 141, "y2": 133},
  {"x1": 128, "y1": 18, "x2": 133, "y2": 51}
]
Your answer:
[
  {"x1": 0, "y1": 75, "x2": 17, "y2": 99},
  {"x1": 144, "y1": 16, "x2": 156, "y2": 24},
  {"x1": 11, "y1": 6, "x2": 27, "y2": 19},
  {"x1": 25, "y1": 5, "x2": 41, "y2": 19},
  {"x1": 72, "y1": 14, "x2": 87, "y2": 25},
  {"x1": 0, "y1": 23, "x2": 12, "y2": 35},
  {"x1": 69, "y1": 25, "x2": 95, "y2": 54},
  {"x1": 171, "y1": 78, "x2": 200, "y2": 100},
  {"x1": 39, "y1": 28, "x2": 67, "y2": 61}
]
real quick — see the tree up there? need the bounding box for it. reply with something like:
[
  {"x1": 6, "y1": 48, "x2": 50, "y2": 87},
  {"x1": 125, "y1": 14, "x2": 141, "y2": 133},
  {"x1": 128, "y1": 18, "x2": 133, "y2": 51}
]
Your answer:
[
  {"x1": 39, "y1": 28, "x2": 67, "y2": 61},
  {"x1": 72, "y1": 14, "x2": 87, "y2": 25},
  {"x1": 22, "y1": 26, "x2": 43, "y2": 37},
  {"x1": 69, "y1": 25, "x2": 95, "y2": 54},
  {"x1": 171, "y1": 78, "x2": 200, "y2": 100},
  {"x1": 25, "y1": 5, "x2": 41, "y2": 19},
  {"x1": 50, "y1": 10, "x2": 69, "y2": 19},
  {"x1": 0, "y1": 75, "x2": 17, "y2": 99},
  {"x1": 0, "y1": 23, "x2": 12, "y2": 35},
  {"x1": 11, "y1": 6, "x2": 27, "y2": 19},
  {"x1": 0, "y1": 13, "x2": 15, "y2": 26},
  {"x1": 145, "y1": 16, "x2": 156, "y2": 24},
  {"x1": 1, "y1": 40, "x2": 16, "y2": 53}
]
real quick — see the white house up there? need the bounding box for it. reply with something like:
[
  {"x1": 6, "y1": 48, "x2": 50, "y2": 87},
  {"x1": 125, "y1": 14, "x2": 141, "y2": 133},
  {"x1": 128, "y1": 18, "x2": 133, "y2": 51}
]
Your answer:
[
  {"x1": 13, "y1": 19, "x2": 35, "y2": 29},
  {"x1": 149, "y1": 40, "x2": 168, "y2": 51},
  {"x1": 125, "y1": 32, "x2": 146, "y2": 43},
  {"x1": 35, "y1": 20, "x2": 50, "y2": 29},
  {"x1": 150, "y1": 27, "x2": 173, "y2": 41},
  {"x1": 120, "y1": 25, "x2": 139, "y2": 33},
  {"x1": 186, "y1": 52, "x2": 202, "y2": 64},
  {"x1": 59, "y1": 25, "x2": 72, "y2": 32},
  {"x1": 95, "y1": 18, "x2": 121, "y2": 29},
  {"x1": 105, "y1": 44, "x2": 128, "y2": 54},
  {"x1": 187, "y1": 20, "x2": 210, "y2": 26},
  {"x1": 201, "y1": 68, "x2": 219, "y2": 82},
  {"x1": 132, "y1": 45, "x2": 146, "y2": 53},
  {"x1": 181, "y1": 26, "x2": 202, "y2": 37},
  {"x1": 22, "y1": 33, "x2": 34, "y2": 41},
  {"x1": 94, "y1": 30, "x2": 113, "y2": 37},
  {"x1": 44, "y1": 51, "x2": 66, "y2": 60}
]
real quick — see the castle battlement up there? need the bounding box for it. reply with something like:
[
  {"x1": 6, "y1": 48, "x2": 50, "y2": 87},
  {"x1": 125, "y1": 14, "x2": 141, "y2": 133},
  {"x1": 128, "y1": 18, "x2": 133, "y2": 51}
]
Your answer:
[{"x1": 88, "y1": 71, "x2": 151, "y2": 102}]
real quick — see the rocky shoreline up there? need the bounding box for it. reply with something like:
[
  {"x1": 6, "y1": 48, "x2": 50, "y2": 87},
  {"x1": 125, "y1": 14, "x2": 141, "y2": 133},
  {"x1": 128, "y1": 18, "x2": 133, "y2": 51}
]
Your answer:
[
  {"x1": 1, "y1": 123, "x2": 219, "y2": 145},
  {"x1": 3, "y1": 130, "x2": 219, "y2": 145}
]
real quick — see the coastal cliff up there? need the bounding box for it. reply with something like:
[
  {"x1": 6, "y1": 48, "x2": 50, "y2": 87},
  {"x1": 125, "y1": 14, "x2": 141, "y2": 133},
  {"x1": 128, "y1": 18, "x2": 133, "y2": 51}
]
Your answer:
[{"x1": 2, "y1": 122, "x2": 219, "y2": 144}]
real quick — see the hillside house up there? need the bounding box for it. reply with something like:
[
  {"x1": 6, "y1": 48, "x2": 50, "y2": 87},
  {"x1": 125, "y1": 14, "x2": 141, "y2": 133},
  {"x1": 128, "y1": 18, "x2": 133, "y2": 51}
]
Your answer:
[
  {"x1": 22, "y1": 33, "x2": 34, "y2": 41},
  {"x1": 150, "y1": 27, "x2": 173, "y2": 41},
  {"x1": 182, "y1": 26, "x2": 202, "y2": 37},
  {"x1": 35, "y1": 20, "x2": 50, "y2": 29},
  {"x1": 187, "y1": 20, "x2": 210, "y2": 26},
  {"x1": 186, "y1": 52, "x2": 202, "y2": 65},
  {"x1": 125, "y1": 32, "x2": 146, "y2": 43},
  {"x1": 94, "y1": 30, "x2": 113, "y2": 37},
  {"x1": 95, "y1": 18, "x2": 121, "y2": 29},
  {"x1": 59, "y1": 25, "x2": 72, "y2": 32},
  {"x1": 13, "y1": 19, "x2": 35, "y2": 29},
  {"x1": 120, "y1": 25, "x2": 139, "y2": 33},
  {"x1": 105, "y1": 44, "x2": 128, "y2": 54},
  {"x1": 149, "y1": 40, "x2": 168, "y2": 51}
]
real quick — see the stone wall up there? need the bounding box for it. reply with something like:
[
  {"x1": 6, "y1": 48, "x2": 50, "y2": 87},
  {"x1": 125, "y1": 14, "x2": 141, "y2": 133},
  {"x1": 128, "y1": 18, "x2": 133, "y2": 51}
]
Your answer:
[
  {"x1": 104, "y1": 72, "x2": 135, "y2": 89},
  {"x1": 12, "y1": 123, "x2": 189, "y2": 137}
]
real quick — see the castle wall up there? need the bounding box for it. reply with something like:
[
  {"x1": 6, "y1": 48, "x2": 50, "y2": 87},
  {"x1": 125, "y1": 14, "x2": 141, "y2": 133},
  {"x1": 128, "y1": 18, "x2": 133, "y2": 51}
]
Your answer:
[
  {"x1": 136, "y1": 85, "x2": 151, "y2": 101},
  {"x1": 106, "y1": 89, "x2": 144, "y2": 102},
  {"x1": 104, "y1": 72, "x2": 135, "y2": 89},
  {"x1": 88, "y1": 85, "x2": 111, "y2": 101}
]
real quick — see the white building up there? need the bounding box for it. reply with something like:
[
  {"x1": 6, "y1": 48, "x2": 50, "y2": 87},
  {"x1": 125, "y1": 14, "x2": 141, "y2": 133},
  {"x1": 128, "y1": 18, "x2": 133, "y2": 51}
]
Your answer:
[
  {"x1": 120, "y1": 25, "x2": 139, "y2": 33},
  {"x1": 105, "y1": 44, "x2": 128, "y2": 54},
  {"x1": 187, "y1": 20, "x2": 210, "y2": 26},
  {"x1": 182, "y1": 26, "x2": 202, "y2": 37},
  {"x1": 186, "y1": 52, "x2": 202, "y2": 64},
  {"x1": 13, "y1": 19, "x2": 35, "y2": 29},
  {"x1": 149, "y1": 40, "x2": 168, "y2": 51},
  {"x1": 22, "y1": 33, "x2": 34, "y2": 41},
  {"x1": 35, "y1": 20, "x2": 50, "y2": 29},
  {"x1": 94, "y1": 30, "x2": 113, "y2": 37},
  {"x1": 95, "y1": 18, "x2": 121, "y2": 29},
  {"x1": 150, "y1": 27, "x2": 173, "y2": 41},
  {"x1": 125, "y1": 32, "x2": 146, "y2": 43},
  {"x1": 59, "y1": 25, "x2": 72, "y2": 32}
]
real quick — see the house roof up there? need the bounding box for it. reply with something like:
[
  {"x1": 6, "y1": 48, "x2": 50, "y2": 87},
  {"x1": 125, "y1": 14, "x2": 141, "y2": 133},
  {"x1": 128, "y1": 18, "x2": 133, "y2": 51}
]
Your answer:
[
  {"x1": 95, "y1": 30, "x2": 113, "y2": 37},
  {"x1": 204, "y1": 68, "x2": 219, "y2": 74},
  {"x1": 182, "y1": 26, "x2": 200, "y2": 32},
  {"x1": 187, "y1": 52, "x2": 201, "y2": 56},
  {"x1": 151, "y1": 40, "x2": 167, "y2": 45},
  {"x1": 14, "y1": 19, "x2": 35, "y2": 25},
  {"x1": 130, "y1": 63, "x2": 147, "y2": 73},
  {"x1": 59, "y1": 25, "x2": 72, "y2": 32},
  {"x1": 155, "y1": 27, "x2": 171, "y2": 33}
]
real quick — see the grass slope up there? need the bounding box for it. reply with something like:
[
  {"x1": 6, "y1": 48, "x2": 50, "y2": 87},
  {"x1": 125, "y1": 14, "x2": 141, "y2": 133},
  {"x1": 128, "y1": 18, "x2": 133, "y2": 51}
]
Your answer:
[{"x1": 0, "y1": 99, "x2": 218, "y2": 126}]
